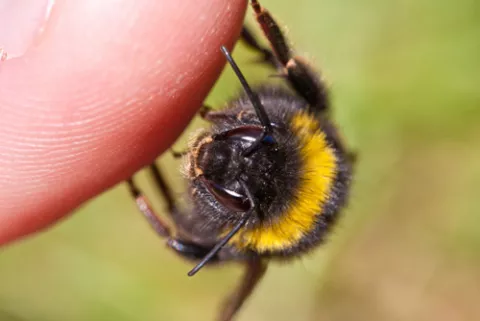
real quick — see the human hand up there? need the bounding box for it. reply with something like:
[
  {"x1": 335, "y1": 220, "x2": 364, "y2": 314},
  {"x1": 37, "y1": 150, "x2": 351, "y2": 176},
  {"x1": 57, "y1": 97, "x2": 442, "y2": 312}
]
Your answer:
[{"x1": 0, "y1": 0, "x2": 247, "y2": 245}]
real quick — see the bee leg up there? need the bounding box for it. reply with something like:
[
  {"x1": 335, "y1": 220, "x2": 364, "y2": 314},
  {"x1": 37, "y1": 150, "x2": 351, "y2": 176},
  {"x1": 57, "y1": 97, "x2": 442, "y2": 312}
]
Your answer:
[
  {"x1": 148, "y1": 163, "x2": 227, "y2": 262},
  {"x1": 147, "y1": 163, "x2": 177, "y2": 213},
  {"x1": 126, "y1": 177, "x2": 171, "y2": 238},
  {"x1": 170, "y1": 149, "x2": 187, "y2": 159},
  {"x1": 240, "y1": 27, "x2": 278, "y2": 69},
  {"x1": 199, "y1": 105, "x2": 235, "y2": 123},
  {"x1": 250, "y1": 0, "x2": 328, "y2": 112},
  {"x1": 147, "y1": 162, "x2": 198, "y2": 231},
  {"x1": 218, "y1": 258, "x2": 268, "y2": 321},
  {"x1": 167, "y1": 239, "x2": 221, "y2": 262},
  {"x1": 127, "y1": 175, "x2": 222, "y2": 263}
]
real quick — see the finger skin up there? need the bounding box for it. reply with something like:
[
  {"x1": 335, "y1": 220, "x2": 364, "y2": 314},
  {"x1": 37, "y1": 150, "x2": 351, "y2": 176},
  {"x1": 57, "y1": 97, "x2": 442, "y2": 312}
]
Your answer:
[{"x1": 0, "y1": 0, "x2": 247, "y2": 245}]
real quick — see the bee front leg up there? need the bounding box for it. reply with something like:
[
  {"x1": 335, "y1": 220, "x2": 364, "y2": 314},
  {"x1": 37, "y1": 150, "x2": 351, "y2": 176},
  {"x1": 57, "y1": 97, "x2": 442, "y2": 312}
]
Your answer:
[
  {"x1": 127, "y1": 176, "x2": 220, "y2": 263},
  {"x1": 240, "y1": 27, "x2": 278, "y2": 69},
  {"x1": 127, "y1": 177, "x2": 171, "y2": 238},
  {"x1": 170, "y1": 149, "x2": 187, "y2": 159},
  {"x1": 249, "y1": 0, "x2": 328, "y2": 112},
  {"x1": 219, "y1": 258, "x2": 268, "y2": 321},
  {"x1": 199, "y1": 105, "x2": 237, "y2": 123}
]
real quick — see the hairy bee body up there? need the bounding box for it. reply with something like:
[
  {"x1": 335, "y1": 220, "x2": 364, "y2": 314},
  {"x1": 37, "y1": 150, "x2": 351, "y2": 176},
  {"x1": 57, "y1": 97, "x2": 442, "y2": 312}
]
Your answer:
[
  {"x1": 183, "y1": 86, "x2": 351, "y2": 259},
  {"x1": 127, "y1": 1, "x2": 355, "y2": 320}
]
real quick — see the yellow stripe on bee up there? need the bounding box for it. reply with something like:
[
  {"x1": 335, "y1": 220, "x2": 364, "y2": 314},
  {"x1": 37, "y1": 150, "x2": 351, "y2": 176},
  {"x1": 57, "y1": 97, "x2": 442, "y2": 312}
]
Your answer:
[{"x1": 230, "y1": 111, "x2": 337, "y2": 252}]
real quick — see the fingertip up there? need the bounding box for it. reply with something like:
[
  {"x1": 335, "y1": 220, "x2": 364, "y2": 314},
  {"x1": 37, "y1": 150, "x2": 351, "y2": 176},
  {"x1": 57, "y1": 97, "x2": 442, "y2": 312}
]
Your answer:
[{"x1": 0, "y1": 0, "x2": 248, "y2": 245}]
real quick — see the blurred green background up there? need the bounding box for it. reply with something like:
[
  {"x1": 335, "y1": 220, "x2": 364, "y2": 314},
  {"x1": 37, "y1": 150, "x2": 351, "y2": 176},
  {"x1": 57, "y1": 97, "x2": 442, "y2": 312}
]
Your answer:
[{"x1": 1, "y1": 0, "x2": 479, "y2": 320}]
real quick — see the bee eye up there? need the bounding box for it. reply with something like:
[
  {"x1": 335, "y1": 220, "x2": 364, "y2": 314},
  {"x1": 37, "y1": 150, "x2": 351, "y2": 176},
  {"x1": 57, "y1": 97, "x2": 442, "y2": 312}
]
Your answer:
[
  {"x1": 216, "y1": 125, "x2": 276, "y2": 150},
  {"x1": 200, "y1": 177, "x2": 251, "y2": 212},
  {"x1": 221, "y1": 126, "x2": 264, "y2": 143}
]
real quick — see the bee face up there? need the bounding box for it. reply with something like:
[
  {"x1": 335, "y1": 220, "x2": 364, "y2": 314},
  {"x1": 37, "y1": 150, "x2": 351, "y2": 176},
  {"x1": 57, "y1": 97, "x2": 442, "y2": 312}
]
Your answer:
[{"x1": 187, "y1": 119, "x2": 299, "y2": 224}]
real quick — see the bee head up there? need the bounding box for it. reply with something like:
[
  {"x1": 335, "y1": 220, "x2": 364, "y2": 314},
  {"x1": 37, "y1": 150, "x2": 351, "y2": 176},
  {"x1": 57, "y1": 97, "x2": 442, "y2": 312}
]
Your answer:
[
  {"x1": 193, "y1": 124, "x2": 284, "y2": 214},
  {"x1": 187, "y1": 46, "x2": 285, "y2": 217}
]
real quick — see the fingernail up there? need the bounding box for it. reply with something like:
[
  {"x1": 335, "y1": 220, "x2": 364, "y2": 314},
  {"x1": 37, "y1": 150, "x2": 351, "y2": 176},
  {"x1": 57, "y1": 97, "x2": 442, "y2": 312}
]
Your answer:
[{"x1": 0, "y1": 0, "x2": 55, "y2": 59}]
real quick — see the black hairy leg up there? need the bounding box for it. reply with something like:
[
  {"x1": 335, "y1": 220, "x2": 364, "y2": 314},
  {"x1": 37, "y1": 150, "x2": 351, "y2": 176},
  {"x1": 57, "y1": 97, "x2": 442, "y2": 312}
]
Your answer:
[
  {"x1": 148, "y1": 163, "x2": 200, "y2": 231},
  {"x1": 148, "y1": 164, "x2": 176, "y2": 213},
  {"x1": 126, "y1": 172, "x2": 221, "y2": 263},
  {"x1": 240, "y1": 26, "x2": 278, "y2": 69},
  {"x1": 170, "y1": 149, "x2": 187, "y2": 159},
  {"x1": 249, "y1": 0, "x2": 328, "y2": 112},
  {"x1": 126, "y1": 177, "x2": 171, "y2": 237},
  {"x1": 199, "y1": 104, "x2": 236, "y2": 122},
  {"x1": 129, "y1": 164, "x2": 266, "y2": 321},
  {"x1": 219, "y1": 258, "x2": 268, "y2": 321}
]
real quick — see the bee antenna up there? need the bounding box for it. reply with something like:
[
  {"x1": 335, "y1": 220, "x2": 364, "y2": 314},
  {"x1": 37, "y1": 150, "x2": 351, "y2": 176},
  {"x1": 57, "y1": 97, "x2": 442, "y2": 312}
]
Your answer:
[
  {"x1": 187, "y1": 211, "x2": 251, "y2": 276},
  {"x1": 188, "y1": 180, "x2": 255, "y2": 277},
  {"x1": 221, "y1": 46, "x2": 274, "y2": 146}
]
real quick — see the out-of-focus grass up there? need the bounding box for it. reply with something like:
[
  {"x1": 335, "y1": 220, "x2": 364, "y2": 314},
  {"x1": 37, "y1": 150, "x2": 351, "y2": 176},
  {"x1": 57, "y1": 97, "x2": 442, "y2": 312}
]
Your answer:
[{"x1": 1, "y1": 0, "x2": 479, "y2": 320}]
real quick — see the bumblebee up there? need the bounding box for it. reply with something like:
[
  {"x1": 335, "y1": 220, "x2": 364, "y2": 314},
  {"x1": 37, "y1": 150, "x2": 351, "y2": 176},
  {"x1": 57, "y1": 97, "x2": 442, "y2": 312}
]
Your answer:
[{"x1": 127, "y1": 1, "x2": 354, "y2": 320}]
